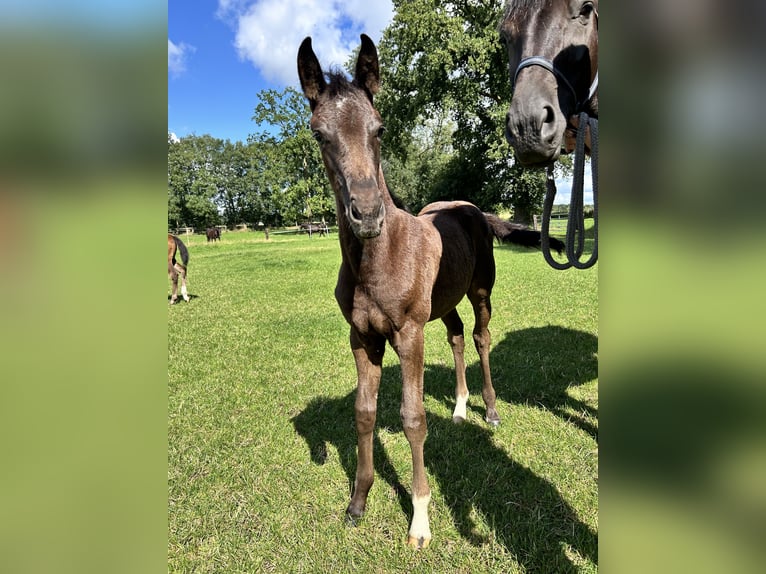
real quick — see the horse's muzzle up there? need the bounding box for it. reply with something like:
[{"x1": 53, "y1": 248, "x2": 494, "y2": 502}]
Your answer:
[
  {"x1": 347, "y1": 191, "x2": 385, "y2": 239},
  {"x1": 505, "y1": 94, "x2": 565, "y2": 167}
]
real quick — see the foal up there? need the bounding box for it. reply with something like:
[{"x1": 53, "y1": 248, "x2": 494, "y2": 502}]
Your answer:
[
  {"x1": 298, "y1": 34, "x2": 555, "y2": 548},
  {"x1": 168, "y1": 234, "x2": 189, "y2": 304}
]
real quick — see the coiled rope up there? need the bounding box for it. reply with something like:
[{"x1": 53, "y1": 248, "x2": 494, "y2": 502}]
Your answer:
[{"x1": 540, "y1": 112, "x2": 598, "y2": 270}]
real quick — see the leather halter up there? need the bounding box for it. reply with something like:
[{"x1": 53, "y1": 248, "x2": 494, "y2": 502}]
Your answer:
[
  {"x1": 511, "y1": 9, "x2": 599, "y2": 114},
  {"x1": 513, "y1": 56, "x2": 598, "y2": 114}
]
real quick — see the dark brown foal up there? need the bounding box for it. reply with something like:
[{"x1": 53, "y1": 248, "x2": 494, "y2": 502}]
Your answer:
[{"x1": 298, "y1": 34, "x2": 550, "y2": 548}]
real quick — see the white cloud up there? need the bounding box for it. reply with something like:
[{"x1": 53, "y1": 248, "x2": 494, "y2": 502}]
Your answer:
[
  {"x1": 219, "y1": 0, "x2": 393, "y2": 86},
  {"x1": 168, "y1": 39, "x2": 195, "y2": 78}
]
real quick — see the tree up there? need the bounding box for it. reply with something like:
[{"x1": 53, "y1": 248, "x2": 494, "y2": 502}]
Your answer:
[
  {"x1": 382, "y1": 114, "x2": 456, "y2": 213},
  {"x1": 249, "y1": 88, "x2": 333, "y2": 225},
  {"x1": 168, "y1": 134, "x2": 223, "y2": 230},
  {"x1": 214, "y1": 140, "x2": 252, "y2": 227},
  {"x1": 377, "y1": 0, "x2": 570, "y2": 224}
]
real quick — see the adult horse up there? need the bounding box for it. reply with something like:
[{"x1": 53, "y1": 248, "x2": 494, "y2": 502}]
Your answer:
[
  {"x1": 300, "y1": 222, "x2": 328, "y2": 237},
  {"x1": 298, "y1": 34, "x2": 562, "y2": 549},
  {"x1": 501, "y1": 0, "x2": 598, "y2": 269},
  {"x1": 206, "y1": 227, "x2": 220, "y2": 242},
  {"x1": 168, "y1": 234, "x2": 189, "y2": 304},
  {"x1": 501, "y1": 0, "x2": 598, "y2": 167}
]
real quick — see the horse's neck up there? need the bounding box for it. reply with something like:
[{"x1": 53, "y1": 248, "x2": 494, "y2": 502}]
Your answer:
[{"x1": 376, "y1": 166, "x2": 398, "y2": 211}]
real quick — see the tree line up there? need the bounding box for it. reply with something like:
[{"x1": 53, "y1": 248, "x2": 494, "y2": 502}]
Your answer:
[{"x1": 168, "y1": 0, "x2": 572, "y2": 232}]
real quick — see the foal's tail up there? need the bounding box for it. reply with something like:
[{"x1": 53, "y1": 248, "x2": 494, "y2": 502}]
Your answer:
[
  {"x1": 484, "y1": 213, "x2": 565, "y2": 255},
  {"x1": 173, "y1": 235, "x2": 190, "y2": 269}
]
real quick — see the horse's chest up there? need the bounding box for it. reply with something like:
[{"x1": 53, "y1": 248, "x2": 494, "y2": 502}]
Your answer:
[
  {"x1": 351, "y1": 298, "x2": 392, "y2": 337},
  {"x1": 346, "y1": 284, "x2": 401, "y2": 334},
  {"x1": 336, "y1": 233, "x2": 438, "y2": 337}
]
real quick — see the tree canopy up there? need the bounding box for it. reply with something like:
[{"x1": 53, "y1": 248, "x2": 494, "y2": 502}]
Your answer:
[
  {"x1": 168, "y1": 89, "x2": 333, "y2": 231},
  {"x1": 376, "y1": 0, "x2": 569, "y2": 223}
]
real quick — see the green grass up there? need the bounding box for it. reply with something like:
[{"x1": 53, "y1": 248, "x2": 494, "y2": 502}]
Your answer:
[{"x1": 168, "y1": 228, "x2": 597, "y2": 573}]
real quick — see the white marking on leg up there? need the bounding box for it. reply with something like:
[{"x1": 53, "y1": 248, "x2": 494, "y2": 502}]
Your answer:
[
  {"x1": 181, "y1": 283, "x2": 189, "y2": 301},
  {"x1": 452, "y1": 391, "x2": 469, "y2": 421},
  {"x1": 408, "y1": 492, "x2": 431, "y2": 547}
]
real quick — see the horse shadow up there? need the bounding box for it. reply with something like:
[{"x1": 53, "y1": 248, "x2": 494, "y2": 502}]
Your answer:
[
  {"x1": 291, "y1": 327, "x2": 598, "y2": 570},
  {"x1": 442, "y1": 324, "x2": 598, "y2": 439},
  {"x1": 291, "y1": 368, "x2": 414, "y2": 520}
]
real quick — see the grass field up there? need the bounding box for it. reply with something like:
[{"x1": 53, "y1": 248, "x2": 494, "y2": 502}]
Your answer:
[{"x1": 168, "y1": 226, "x2": 598, "y2": 573}]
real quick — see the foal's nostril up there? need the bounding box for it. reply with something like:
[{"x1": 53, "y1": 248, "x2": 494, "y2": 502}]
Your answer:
[{"x1": 350, "y1": 202, "x2": 362, "y2": 222}]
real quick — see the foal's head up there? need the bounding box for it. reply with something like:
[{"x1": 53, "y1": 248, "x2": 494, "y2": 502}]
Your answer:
[{"x1": 298, "y1": 35, "x2": 386, "y2": 239}]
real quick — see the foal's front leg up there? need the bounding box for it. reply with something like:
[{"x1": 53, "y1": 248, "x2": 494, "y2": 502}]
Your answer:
[
  {"x1": 393, "y1": 323, "x2": 431, "y2": 549},
  {"x1": 346, "y1": 329, "x2": 385, "y2": 520}
]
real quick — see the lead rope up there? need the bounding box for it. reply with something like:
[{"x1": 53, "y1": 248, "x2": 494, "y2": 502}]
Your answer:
[{"x1": 541, "y1": 112, "x2": 598, "y2": 270}]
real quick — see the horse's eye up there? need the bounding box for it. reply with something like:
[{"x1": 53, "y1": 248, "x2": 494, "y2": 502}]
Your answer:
[
  {"x1": 376, "y1": 126, "x2": 386, "y2": 139},
  {"x1": 579, "y1": 2, "x2": 595, "y2": 19},
  {"x1": 312, "y1": 130, "x2": 324, "y2": 143}
]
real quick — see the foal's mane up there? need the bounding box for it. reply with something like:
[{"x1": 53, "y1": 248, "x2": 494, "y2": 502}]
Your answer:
[{"x1": 324, "y1": 69, "x2": 360, "y2": 99}]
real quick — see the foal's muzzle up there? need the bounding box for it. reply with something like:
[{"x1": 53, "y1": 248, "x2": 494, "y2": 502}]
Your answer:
[{"x1": 347, "y1": 183, "x2": 385, "y2": 239}]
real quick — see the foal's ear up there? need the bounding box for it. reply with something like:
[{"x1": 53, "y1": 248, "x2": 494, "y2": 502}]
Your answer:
[
  {"x1": 354, "y1": 34, "x2": 380, "y2": 100},
  {"x1": 297, "y1": 37, "x2": 326, "y2": 110}
]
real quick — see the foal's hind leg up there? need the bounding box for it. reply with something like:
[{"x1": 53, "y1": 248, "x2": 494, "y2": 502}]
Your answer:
[
  {"x1": 175, "y1": 263, "x2": 190, "y2": 301},
  {"x1": 442, "y1": 309, "x2": 470, "y2": 423},
  {"x1": 169, "y1": 266, "x2": 179, "y2": 304},
  {"x1": 469, "y1": 291, "x2": 500, "y2": 425}
]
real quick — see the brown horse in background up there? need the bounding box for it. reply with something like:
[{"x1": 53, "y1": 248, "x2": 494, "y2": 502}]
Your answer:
[
  {"x1": 206, "y1": 227, "x2": 221, "y2": 242},
  {"x1": 168, "y1": 234, "x2": 189, "y2": 304},
  {"x1": 298, "y1": 34, "x2": 561, "y2": 549},
  {"x1": 501, "y1": 0, "x2": 598, "y2": 166}
]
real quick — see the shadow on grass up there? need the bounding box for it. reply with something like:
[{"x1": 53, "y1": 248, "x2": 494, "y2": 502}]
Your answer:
[
  {"x1": 291, "y1": 365, "x2": 413, "y2": 522},
  {"x1": 424, "y1": 409, "x2": 597, "y2": 570},
  {"x1": 432, "y1": 325, "x2": 599, "y2": 440},
  {"x1": 291, "y1": 326, "x2": 598, "y2": 570}
]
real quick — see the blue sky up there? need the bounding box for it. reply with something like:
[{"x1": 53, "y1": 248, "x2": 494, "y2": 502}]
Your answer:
[
  {"x1": 168, "y1": 0, "x2": 394, "y2": 144},
  {"x1": 168, "y1": 0, "x2": 590, "y2": 204}
]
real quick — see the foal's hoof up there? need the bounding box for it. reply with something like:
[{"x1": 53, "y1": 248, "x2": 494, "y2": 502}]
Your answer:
[
  {"x1": 345, "y1": 504, "x2": 364, "y2": 526},
  {"x1": 406, "y1": 535, "x2": 431, "y2": 549},
  {"x1": 452, "y1": 415, "x2": 465, "y2": 424},
  {"x1": 485, "y1": 409, "x2": 501, "y2": 427}
]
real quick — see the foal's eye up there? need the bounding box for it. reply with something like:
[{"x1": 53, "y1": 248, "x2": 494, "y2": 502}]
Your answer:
[
  {"x1": 312, "y1": 130, "x2": 324, "y2": 143},
  {"x1": 376, "y1": 126, "x2": 386, "y2": 139}
]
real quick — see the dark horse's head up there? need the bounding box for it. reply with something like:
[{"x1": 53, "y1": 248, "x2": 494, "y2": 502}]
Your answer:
[
  {"x1": 500, "y1": 0, "x2": 598, "y2": 167},
  {"x1": 297, "y1": 35, "x2": 386, "y2": 240}
]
